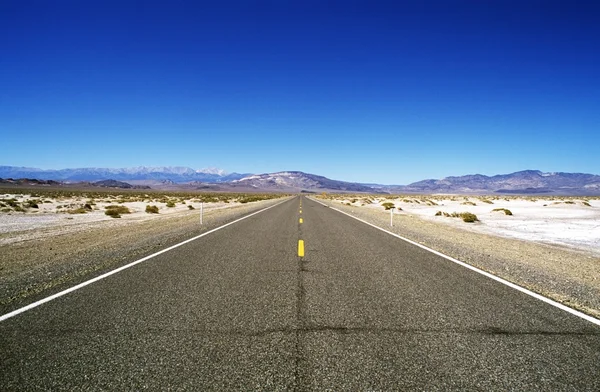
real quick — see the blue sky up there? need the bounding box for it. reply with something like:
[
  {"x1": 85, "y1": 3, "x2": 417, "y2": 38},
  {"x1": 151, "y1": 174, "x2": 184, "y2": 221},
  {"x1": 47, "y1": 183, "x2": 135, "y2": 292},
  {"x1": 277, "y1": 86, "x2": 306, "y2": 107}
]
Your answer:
[{"x1": 1, "y1": 0, "x2": 599, "y2": 184}]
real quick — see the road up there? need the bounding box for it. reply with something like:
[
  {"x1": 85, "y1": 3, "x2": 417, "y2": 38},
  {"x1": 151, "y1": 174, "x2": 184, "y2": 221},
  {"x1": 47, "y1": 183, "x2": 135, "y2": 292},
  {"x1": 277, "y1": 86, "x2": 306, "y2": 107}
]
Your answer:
[{"x1": 2, "y1": 196, "x2": 600, "y2": 390}]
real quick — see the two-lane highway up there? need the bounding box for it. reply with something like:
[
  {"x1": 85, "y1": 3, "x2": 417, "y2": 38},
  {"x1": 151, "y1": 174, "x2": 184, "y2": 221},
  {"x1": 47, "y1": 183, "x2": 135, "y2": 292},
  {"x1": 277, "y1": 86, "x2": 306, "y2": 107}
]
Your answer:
[{"x1": 2, "y1": 196, "x2": 600, "y2": 390}]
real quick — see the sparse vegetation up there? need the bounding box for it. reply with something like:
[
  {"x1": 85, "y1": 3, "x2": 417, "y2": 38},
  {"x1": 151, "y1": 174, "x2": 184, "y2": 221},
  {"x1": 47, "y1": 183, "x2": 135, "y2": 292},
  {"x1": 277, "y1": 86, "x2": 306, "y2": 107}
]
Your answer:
[
  {"x1": 166, "y1": 201, "x2": 176, "y2": 208},
  {"x1": 105, "y1": 205, "x2": 131, "y2": 218},
  {"x1": 67, "y1": 207, "x2": 90, "y2": 214},
  {"x1": 458, "y1": 212, "x2": 479, "y2": 222},
  {"x1": 435, "y1": 210, "x2": 479, "y2": 222},
  {"x1": 188, "y1": 205, "x2": 195, "y2": 210},
  {"x1": 145, "y1": 205, "x2": 159, "y2": 213},
  {"x1": 381, "y1": 202, "x2": 395, "y2": 210},
  {"x1": 492, "y1": 208, "x2": 513, "y2": 216},
  {"x1": 105, "y1": 209, "x2": 121, "y2": 218},
  {"x1": 461, "y1": 201, "x2": 477, "y2": 206}
]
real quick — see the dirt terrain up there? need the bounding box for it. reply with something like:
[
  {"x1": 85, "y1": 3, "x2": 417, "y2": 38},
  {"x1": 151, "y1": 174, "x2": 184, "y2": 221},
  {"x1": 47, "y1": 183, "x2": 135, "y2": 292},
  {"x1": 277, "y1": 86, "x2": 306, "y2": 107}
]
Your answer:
[
  {"x1": 0, "y1": 191, "x2": 288, "y2": 314},
  {"x1": 314, "y1": 194, "x2": 600, "y2": 318}
]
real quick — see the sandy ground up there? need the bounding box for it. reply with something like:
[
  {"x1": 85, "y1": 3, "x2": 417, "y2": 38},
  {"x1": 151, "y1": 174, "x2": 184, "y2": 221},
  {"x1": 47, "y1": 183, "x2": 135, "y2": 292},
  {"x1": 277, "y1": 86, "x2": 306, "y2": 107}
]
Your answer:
[
  {"x1": 314, "y1": 195, "x2": 600, "y2": 319},
  {"x1": 0, "y1": 194, "x2": 289, "y2": 314},
  {"x1": 335, "y1": 195, "x2": 600, "y2": 256},
  {"x1": 0, "y1": 192, "x2": 273, "y2": 244}
]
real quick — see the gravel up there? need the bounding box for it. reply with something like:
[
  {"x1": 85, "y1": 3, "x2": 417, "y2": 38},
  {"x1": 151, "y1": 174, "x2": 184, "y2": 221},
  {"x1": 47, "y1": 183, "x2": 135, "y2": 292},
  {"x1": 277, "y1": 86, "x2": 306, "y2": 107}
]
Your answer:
[
  {"x1": 0, "y1": 198, "x2": 289, "y2": 314},
  {"x1": 313, "y1": 197, "x2": 600, "y2": 319}
]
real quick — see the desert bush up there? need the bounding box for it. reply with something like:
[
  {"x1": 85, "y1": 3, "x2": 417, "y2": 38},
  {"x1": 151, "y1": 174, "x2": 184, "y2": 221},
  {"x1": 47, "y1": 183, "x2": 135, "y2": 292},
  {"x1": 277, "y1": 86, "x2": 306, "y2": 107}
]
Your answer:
[
  {"x1": 25, "y1": 200, "x2": 40, "y2": 208},
  {"x1": 381, "y1": 202, "x2": 395, "y2": 210},
  {"x1": 582, "y1": 201, "x2": 591, "y2": 207},
  {"x1": 459, "y1": 212, "x2": 478, "y2": 222},
  {"x1": 2, "y1": 199, "x2": 19, "y2": 207},
  {"x1": 146, "y1": 205, "x2": 159, "y2": 213},
  {"x1": 461, "y1": 201, "x2": 477, "y2": 206},
  {"x1": 188, "y1": 205, "x2": 195, "y2": 210},
  {"x1": 105, "y1": 205, "x2": 131, "y2": 217},
  {"x1": 492, "y1": 208, "x2": 513, "y2": 215},
  {"x1": 67, "y1": 207, "x2": 89, "y2": 214},
  {"x1": 480, "y1": 198, "x2": 494, "y2": 204},
  {"x1": 13, "y1": 206, "x2": 26, "y2": 212},
  {"x1": 105, "y1": 209, "x2": 121, "y2": 218},
  {"x1": 166, "y1": 201, "x2": 176, "y2": 208},
  {"x1": 425, "y1": 199, "x2": 438, "y2": 206}
]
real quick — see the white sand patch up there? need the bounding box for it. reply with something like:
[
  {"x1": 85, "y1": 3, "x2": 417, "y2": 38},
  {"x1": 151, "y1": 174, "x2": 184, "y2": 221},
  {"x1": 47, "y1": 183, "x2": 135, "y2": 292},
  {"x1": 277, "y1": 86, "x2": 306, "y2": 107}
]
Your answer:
[
  {"x1": 332, "y1": 195, "x2": 600, "y2": 255},
  {"x1": 0, "y1": 193, "x2": 250, "y2": 244}
]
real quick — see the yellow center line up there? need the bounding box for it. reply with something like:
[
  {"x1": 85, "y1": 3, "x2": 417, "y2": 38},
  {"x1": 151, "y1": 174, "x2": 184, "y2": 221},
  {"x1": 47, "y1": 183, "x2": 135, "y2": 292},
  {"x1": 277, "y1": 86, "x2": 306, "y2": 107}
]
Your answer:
[
  {"x1": 298, "y1": 240, "x2": 305, "y2": 257},
  {"x1": 299, "y1": 218, "x2": 303, "y2": 224}
]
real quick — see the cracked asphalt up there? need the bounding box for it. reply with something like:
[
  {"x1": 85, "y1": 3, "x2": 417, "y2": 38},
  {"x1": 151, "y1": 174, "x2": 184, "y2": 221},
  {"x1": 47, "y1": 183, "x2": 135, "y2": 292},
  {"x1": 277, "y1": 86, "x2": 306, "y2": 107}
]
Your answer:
[{"x1": 2, "y1": 196, "x2": 600, "y2": 390}]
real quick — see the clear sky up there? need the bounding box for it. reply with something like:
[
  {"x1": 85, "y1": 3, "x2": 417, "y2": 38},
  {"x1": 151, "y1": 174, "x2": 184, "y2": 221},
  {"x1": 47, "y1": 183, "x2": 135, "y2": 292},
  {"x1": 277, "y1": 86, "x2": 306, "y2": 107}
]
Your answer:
[{"x1": 1, "y1": 0, "x2": 599, "y2": 184}]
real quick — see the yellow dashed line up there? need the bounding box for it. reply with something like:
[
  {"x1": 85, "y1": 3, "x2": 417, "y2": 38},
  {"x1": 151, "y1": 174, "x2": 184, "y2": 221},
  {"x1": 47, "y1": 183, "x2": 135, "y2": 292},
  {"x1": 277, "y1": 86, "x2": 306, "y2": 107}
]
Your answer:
[
  {"x1": 299, "y1": 218, "x2": 303, "y2": 224},
  {"x1": 298, "y1": 240, "x2": 305, "y2": 257}
]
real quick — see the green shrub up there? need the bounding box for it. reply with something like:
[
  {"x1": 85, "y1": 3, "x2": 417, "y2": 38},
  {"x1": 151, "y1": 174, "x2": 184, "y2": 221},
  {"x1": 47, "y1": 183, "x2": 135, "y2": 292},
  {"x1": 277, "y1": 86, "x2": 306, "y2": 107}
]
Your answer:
[
  {"x1": 105, "y1": 209, "x2": 121, "y2": 218},
  {"x1": 492, "y1": 208, "x2": 513, "y2": 215},
  {"x1": 459, "y1": 212, "x2": 478, "y2": 222},
  {"x1": 146, "y1": 205, "x2": 159, "y2": 213},
  {"x1": 166, "y1": 201, "x2": 176, "y2": 208},
  {"x1": 25, "y1": 200, "x2": 39, "y2": 208},
  {"x1": 461, "y1": 201, "x2": 477, "y2": 206},
  {"x1": 381, "y1": 202, "x2": 395, "y2": 210},
  {"x1": 105, "y1": 205, "x2": 131, "y2": 216}
]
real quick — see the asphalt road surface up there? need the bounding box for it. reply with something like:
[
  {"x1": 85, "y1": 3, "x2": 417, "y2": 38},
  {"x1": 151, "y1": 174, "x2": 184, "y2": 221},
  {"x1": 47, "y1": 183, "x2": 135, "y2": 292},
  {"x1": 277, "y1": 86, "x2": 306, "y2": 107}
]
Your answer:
[{"x1": 2, "y1": 196, "x2": 600, "y2": 390}]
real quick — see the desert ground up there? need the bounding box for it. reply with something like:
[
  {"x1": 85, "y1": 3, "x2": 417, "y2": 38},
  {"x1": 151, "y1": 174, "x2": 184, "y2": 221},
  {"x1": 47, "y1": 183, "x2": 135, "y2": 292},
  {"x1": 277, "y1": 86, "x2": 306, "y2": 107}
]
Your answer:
[
  {"x1": 326, "y1": 194, "x2": 600, "y2": 255},
  {"x1": 0, "y1": 189, "x2": 289, "y2": 312},
  {"x1": 1, "y1": 189, "x2": 599, "y2": 319},
  {"x1": 0, "y1": 190, "x2": 282, "y2": 244},
  {"x1": 314, "y1": 194, "x2": 600, "y2": 318}
]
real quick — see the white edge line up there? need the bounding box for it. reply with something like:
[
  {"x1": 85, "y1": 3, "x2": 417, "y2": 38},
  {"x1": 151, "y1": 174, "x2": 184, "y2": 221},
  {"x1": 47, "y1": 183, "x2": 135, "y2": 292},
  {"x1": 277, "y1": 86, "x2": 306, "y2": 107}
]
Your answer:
[
  {"x1": 309, "y1": 197, "x2": 600, "y2": 327},
  {"x1": 0, "y1": 197, "x2": 292, "y2": 322}
]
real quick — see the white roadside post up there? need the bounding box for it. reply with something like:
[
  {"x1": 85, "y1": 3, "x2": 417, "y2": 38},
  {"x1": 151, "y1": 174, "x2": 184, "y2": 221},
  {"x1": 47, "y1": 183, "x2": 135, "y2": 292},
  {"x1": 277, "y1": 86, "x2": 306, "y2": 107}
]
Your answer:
[
  {"x1": 390, "y1": 207, "x2": 395, "y2": 227},
  {"x1": 200, "y1": 202, "x2": 203, "y2": 225}
]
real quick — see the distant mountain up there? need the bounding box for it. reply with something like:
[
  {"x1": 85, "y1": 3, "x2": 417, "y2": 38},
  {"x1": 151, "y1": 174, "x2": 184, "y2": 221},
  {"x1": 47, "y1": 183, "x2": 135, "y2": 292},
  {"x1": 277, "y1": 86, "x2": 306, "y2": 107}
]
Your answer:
[
  {"x1": 2, "y1": 166, "x2": 598, "y2": 195},
  {"x1": 0, "y1": 166, "x2": 248, "y2": 183},
  {"x1": 389, "y1": 170, "x2": 600, "y2": 195},
  {"x1": 92, "y1": 180, "x2": 151, "y2": 189},
  {"x1": 233, "y1": 171, "x2": 377, "y2": 192}
]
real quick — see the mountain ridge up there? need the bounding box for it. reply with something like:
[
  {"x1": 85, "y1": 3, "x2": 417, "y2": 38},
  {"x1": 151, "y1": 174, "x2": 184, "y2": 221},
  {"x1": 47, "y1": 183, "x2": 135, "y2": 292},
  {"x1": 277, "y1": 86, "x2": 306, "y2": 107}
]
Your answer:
[
  {"x1": 0, "y1": 165, "x2": 248, "y2": 183},
  {"x1": 1, "y1": 166, "x2": 599, "y2": 195}
]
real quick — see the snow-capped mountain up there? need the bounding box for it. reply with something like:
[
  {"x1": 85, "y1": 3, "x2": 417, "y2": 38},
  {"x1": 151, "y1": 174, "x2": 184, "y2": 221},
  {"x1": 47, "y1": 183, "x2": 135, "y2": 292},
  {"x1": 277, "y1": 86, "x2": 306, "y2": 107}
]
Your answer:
[
  {"x1": 233, "y1": 171, "x2": 375, "y2": 192},
  {"x1": 0, "y1": 165, "x2": 247, "y2": 183},
  {"x1": 388, "y1": 170, "x2": 600, "y2": 195}
]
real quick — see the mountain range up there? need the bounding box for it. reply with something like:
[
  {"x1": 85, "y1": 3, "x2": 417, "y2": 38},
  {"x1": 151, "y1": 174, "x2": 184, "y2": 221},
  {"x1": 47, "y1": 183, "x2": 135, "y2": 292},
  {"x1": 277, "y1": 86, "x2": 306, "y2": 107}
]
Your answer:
[
  {"x1": 0, "y1": 166, "x2": 248, "y2": 183},
  {"x1": 1, "y1": 166, "x2": 599, "y2": 195},
  {"x1": 388, "y1": 170, "x2": 600, "y2": 195}
]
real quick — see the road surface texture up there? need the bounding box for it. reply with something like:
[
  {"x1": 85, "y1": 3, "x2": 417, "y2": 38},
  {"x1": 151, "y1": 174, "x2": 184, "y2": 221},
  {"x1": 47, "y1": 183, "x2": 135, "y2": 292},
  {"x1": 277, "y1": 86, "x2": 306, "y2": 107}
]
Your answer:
[{"x1": 2, "y1": 196, "x2": 600, "y2": 390}]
